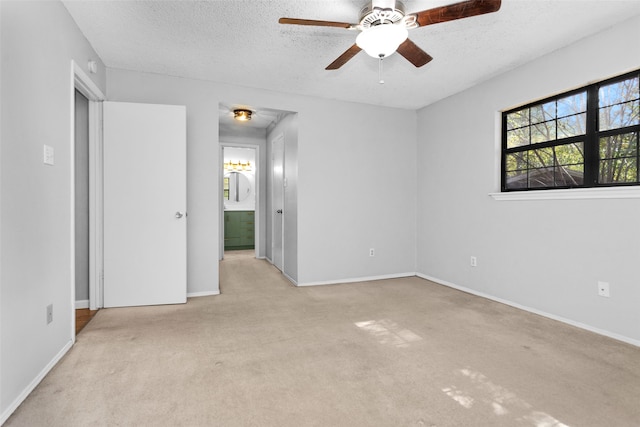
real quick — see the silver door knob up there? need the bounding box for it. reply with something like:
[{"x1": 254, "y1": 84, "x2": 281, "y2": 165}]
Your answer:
[{"x1": 175, "y1": 211, "x2": 186, "y2": 218}]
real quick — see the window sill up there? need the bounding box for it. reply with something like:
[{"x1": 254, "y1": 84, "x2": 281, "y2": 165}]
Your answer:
[{"x1": 489, "y1": 187, "x2": 640, "y2": 201}]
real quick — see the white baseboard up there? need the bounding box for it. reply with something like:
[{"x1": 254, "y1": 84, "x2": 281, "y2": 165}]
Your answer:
[
  {"x1": 0, "y1": 339, "x2": 74, "y2": 425},
  {"x1": 75, "y1": 299, "x2": 89, "y2": 309},
  {"x1": 297, "y1": 272, "x2": 416, "y2": 287},
  {"x1": 417, "y1": 273, "x2": 640, "y2": 348},
  {"x1": 283, "y1": 271, "x2": 298, "y2": 286},
  {"x1": 187, "y1": 290, "x2": 220, "y2": 298}
]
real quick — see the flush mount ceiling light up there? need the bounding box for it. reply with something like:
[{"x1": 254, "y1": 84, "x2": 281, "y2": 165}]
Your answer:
[{"x1": 233, "y1": 109, "x2": 252, "y2": 121}]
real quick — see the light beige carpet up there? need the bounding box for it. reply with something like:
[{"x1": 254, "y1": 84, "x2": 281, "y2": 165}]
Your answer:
[{"x1": 6, "y1": 252, "x2": 640, "y2": 426}]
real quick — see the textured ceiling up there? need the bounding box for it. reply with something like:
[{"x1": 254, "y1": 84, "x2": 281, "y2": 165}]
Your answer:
[{"x1": 63, "y1": 0, "x2": 640, "y2": 110}]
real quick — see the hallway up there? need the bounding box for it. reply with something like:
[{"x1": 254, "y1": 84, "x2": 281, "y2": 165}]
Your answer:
[{"x1": 219, "y1": 250, "x2": 293, "y2": 295}]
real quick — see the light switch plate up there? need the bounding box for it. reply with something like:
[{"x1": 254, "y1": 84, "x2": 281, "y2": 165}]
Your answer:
[{"x1": 43, "y1": 145, "x2": 54, "y2": 165}]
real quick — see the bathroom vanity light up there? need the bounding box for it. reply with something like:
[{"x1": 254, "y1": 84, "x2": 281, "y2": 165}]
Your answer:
[{"x1": 224, "y1": 161, "x2": 252, "y2": 172}]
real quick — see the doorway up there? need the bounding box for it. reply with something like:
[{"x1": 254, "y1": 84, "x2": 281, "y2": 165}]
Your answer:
[
  {"x1": 74, "y1": 89, "x2": 97, "y2": 333},
  {"x1": 72, "y1": 61, "x2": 105, "y2": 338},
  {"x1": 218, "y1": 103, "x2": 298, "y2": 283},
  {"x1": 74, "y1": 89, "x2": 90, "y2": 310},
  {"x1": 222, "y1": 146, "x2": 258, "y2": 255}
]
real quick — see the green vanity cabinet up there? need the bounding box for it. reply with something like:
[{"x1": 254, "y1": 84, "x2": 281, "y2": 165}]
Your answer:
[{"x1": 224, "y1": 210, "x2": 255, "y2": 250}]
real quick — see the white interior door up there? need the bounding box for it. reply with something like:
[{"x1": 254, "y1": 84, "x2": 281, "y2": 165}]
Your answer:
[
  {"x1": 103, "y1": 101, "x2": 187, "y2": 307},
  {"x1": 272, "y1": 136, "x2": 284, "y2": 271}
]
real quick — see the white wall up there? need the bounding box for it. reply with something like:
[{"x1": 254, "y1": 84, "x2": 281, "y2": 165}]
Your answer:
[
  {"x1": 297, "y1": 101, "x2": 418, "y2": 285},
  {"x1": 416, "y1": 15, "x2": 640, "y2": 344},
  {"x1": 107, "y1": 67, "x2": 418, "y2": 289},
  {"x1": 0, "y1": 0, "x2": 106, "y2": 421}
]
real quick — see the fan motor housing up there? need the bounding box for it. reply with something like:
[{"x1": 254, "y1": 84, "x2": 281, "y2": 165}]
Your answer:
[{"x1": 359, "y1": 1, "x2": 406, "y2": 28}]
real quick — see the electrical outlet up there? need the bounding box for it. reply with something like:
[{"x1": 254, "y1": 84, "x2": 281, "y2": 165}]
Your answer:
[
  {"x1": 369, "y1": 248, "x2": 375, "y2": 257},
  {"x1": 46, "y1": 304, "x2": 53, "y2": 324},
  {"x1": 597, "y1": 281, "x2": 610, "y2": 297},
  {"x1": 470, "y1": 256, "x2": 477, "y2": 267}
]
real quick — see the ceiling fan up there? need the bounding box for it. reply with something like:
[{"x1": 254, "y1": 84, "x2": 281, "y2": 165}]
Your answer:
[{"x1": 279, "y1": 0, "x2": 501, "y2": 70}]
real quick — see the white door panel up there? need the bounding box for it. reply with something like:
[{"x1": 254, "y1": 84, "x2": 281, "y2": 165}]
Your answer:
[
  {"x1": 272, "y1": 136, "x2": 284, "y2": 271},
  {"x1": 103, "y1": 101, "x2": 187, "y2": 307}
]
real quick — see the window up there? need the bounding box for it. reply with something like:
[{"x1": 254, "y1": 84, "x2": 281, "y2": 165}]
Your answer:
[{"x1": 502, "y1": 69, "x2": 640, "y2": 191}]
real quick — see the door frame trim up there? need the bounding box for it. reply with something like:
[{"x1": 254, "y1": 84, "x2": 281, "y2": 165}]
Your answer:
[{"x1": 71, "y1": 61, "x2": 105, "y2": 341}]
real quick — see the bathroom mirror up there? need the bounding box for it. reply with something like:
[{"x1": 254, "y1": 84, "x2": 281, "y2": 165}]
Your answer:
[{"x1": 224, "y1": 172, "x2": 252, "y2": 203}]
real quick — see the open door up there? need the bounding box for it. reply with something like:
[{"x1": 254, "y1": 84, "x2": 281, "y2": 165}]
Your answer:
[{"x1": 103, "y1": 101, "x2": 187, "y2": 307}]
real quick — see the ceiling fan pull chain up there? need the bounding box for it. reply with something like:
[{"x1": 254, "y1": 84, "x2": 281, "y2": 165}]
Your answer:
[{"x1": 378, "y1": 54, "x2": 384, "y2": 84}]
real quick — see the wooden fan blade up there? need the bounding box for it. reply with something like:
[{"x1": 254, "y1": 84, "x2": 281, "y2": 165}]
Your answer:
[
  {"x1": 279, "y1": 17, "x2": 356, "y2": 29},
  {"x1": 414, "y1": 0, "x2": 501, "y2": 27},
  {"x1": 396, "y1": 39, "x2": 433, "y2": 68},
  {"x1": 326, "y1": 44, "x2": 362, "y2": 70}
]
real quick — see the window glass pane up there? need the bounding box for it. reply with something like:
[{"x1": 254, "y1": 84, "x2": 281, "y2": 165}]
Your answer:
[
  {"x1": 555, "y1": 142, "x2": 584, "y2": 166},
  {"x1": 506, "y1": 109, "x2": 529, "y2": 130},
  {"x1": 598, "y1": 77, "x2": 640, "y2": 108},
  {"x1": 506, "y1": 152, "x2": 528, "y2": 171},
  {"x1": 528, "y1": 167, "x2": 555, "y2": 188},
  {"x1": 530, "y1": 101, "x2": 556, "y2": 124},
  {"x1": 599, "y1": 133, "x2": 638, "y2": 159},
  {"x1": 555, "y1": 164, "x2": 584, "y2": 186},
  {"x1": 531, "y1": 121, "x2": 556, "y2": 143},
  {"x1": 529, "y1": 147, "x2": 553, "y2": 168},
  {"x1": 502, "y1": 70, "x2": 640, "y2": 191},
  {"x1": 557, "y1": 113, "x2": 586, "y2": 138},
  {"x1": 507, "y1": 127, "x2": 529, "y2": 148},
  {"x1": 599, "y1": 100, "x2": 640, "y2": 131},
  {"x1": 599, "y1": 158, "x2": 638, "y2": 183},
  {"x1": 557, "y1": 92, "x2": 587, "y2": 117},
  {"x1": 506, "y1": 170, "x2": 528, "y2": 189}
]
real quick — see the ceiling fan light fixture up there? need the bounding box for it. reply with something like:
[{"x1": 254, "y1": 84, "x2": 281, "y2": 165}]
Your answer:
[
  {"x1": 356, "y1": 23, "x2": 408, "y2": 58},
  {"x1": 233, "y1": 109, "x2": 252, "y2": 121}
]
